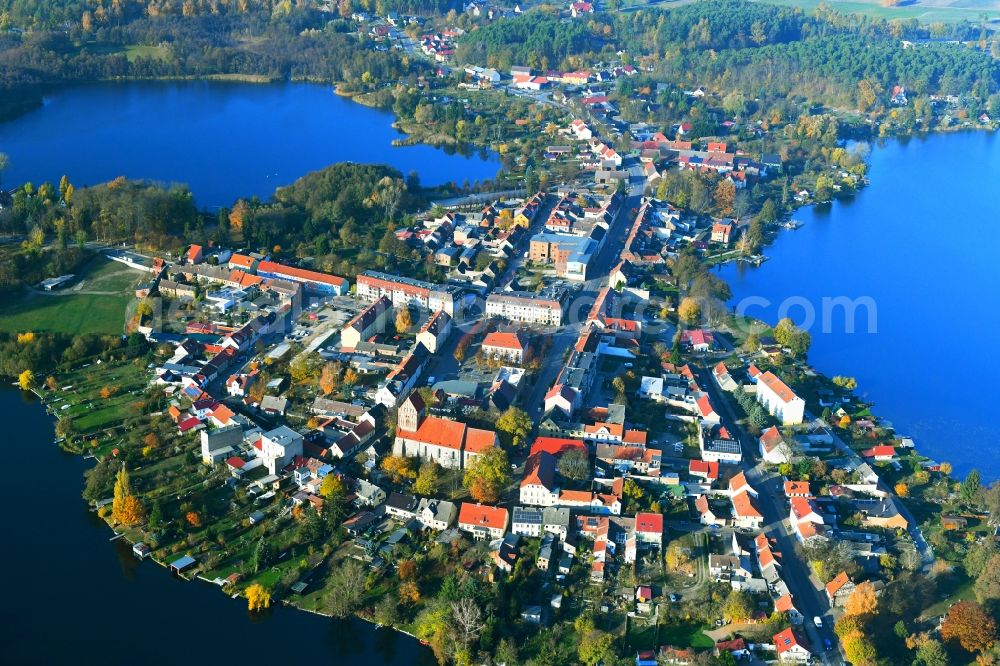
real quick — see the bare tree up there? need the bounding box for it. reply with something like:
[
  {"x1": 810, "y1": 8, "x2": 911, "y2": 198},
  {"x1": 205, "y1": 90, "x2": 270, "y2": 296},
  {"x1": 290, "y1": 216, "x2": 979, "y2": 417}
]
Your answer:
[
  {"x1": 451, "y1": 597, "x2": 483, "y2": 647},
  {"x1": 327, "y1": 560, "x2": 366, "y2": 618}
]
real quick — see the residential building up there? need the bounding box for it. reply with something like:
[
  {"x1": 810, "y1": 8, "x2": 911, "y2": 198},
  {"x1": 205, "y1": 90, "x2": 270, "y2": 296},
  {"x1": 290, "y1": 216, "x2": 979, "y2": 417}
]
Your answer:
[
  {"x1": 340, "y1": 296, "x2": 392, "y2": 350},
  {"x1": 773, "y1": 628, "x2": 812, "y2": 663},
  {"x1": 634, "y1": 512, "x2": 663, "y2": 547},
  {"x1": 415, "y1": 310, "x2": 452, "y2": 354},
  {"x1": 760, "y1": 426, "x2": 792, "y2": 464},
  {"x1": 416, "y1": 498, "x2": 458, "y2": 531},
  {"x1": 512, "y1": 506, "x2": 545, "y2": 537},
  {"x1": 256, "y1": 260, "x2": 349, "y2": 296},
  {"x1": 825, "y1": 572, "x2": 856, "y2": 607},
  {"x1": 258, "y1": 426, "x2": 304, "y2": 475},
  {"x1": 357, "y1": 271, "x2": 461, "y2": 315},
  {"x1": 542, "y1": 506, "x2": 572, "y2": 539},
  {"x1": 528, "y1": 232, "x2": 596, "y2": 281},
  {"x1": 458, "y1": 503, "x2": 509, "y2": 540},
  {"x1": 520, "y1": 452, "x2": 559, "y2": 506},
  {"x1": 756, "y1": 371, "x2": 805, "y2": 425},
  {"x1": 200, "y1": 424, "x2": 243, "y2": 465},
  {"x1": 699, "y1": 424, "x2": 741, "y2": 463},
  {"x1": 385, "y1": 491, "x2": 419, "y2": 520},
  {"x1": 481, "y1": 331, "x2": 526, "y2": 364},
  {"x1": 486, "y1": 291, "x2": 565, "y2": 326}
]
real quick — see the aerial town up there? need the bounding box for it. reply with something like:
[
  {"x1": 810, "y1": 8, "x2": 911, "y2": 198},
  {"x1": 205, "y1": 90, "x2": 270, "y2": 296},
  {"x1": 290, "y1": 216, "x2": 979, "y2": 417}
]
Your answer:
[{"x1": 4, "y1": 0, "x2": 1000, "y2": 665}]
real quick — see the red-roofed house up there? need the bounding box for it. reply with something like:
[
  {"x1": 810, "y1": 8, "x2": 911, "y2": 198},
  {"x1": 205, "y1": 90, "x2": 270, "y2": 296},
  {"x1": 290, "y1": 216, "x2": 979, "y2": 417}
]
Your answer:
[
  {"x1": 256, "y1": 260, "x2": 349, "y2": 296},
  {"x1": 458, "y1": 503, "x2": 509, "y2": 540},
  {"x1": 760, "y1": 426, "x2": 791, "y2": 464},
  {"x1": 826, "y1": 571, "x2": 855, "y2": 607},
  {"x1": 862, "y1": 445, "x2": 896, "y2": 461},
  {"x1": 689, "y1": 459, "x2": 719, "y2": 482},
  {"x1": 774, "y1": 593, "x2": 803, "y2": 624},
  {"x1": 520, "y1": 452, "x2": 559, "y2": 506},
  {"x1": 393, "y1": 392, "x2": 496, "y2": 469},
  {"x1": 482, "y1": 331, "x2": 525, "y2": 364},
  {"x1": 789, "y1": 497, "x2": 825, "y2": 543},
  {"x1": 696, "y1": 395, "x2": 720, "y2": 423},
  {"x1": 773, "y1": 627, "x2": 811, "y2": 662},
  {"x1": 530, "y1": 436, "x2": 588, "y2": 458},
  {"x1": 635, "y1": 512, "x2": 664, "y2": 547},
  {"x1": 680, "y1": 329, "x2": 715, "y2": 352}
]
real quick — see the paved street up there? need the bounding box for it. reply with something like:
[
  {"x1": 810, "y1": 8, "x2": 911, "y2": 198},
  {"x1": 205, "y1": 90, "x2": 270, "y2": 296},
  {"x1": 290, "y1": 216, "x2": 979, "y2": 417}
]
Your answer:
[{"x1": 696, "y1": 365, "x2": 845, "y2": 665}]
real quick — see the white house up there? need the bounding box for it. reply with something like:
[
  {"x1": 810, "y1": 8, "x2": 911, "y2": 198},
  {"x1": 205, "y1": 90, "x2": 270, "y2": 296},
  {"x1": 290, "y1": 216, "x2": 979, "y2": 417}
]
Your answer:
[
  {"x1": 257, "y1": 425, "x2": 303, "y2": 475},
  {"x1": 756, "y1": 371, "x2": 805, "y2": 425},
  {"x1": 759, "y1": 426, "x2": 792, "y2": 464}
]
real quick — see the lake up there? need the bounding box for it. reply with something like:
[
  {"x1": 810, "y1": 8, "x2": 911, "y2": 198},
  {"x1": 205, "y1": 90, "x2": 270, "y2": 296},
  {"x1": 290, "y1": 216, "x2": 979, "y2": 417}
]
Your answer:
[
  {"x1": 0, "y1": 387, "x2": 433, "y2": 665},
  {"x1": 718, "y1": 129, "x2": 1000, "y2": 481},
  {"x1": 0, "y1": 81, "x2": 500, "y2": 208}
]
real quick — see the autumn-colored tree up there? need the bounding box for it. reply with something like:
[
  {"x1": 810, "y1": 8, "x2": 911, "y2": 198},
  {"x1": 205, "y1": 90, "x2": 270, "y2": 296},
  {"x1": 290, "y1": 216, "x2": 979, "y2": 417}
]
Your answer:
[
  {"x1": 414, "y1": 461, "x2": 439, "y2": 495},
  {"x1": 678, "y1": 297, "x2": 701, "y2": 325},
  {"x1": 714, "y1": 180, "x2": 736, "y2": 214},
  {"x1": 229, "y1": 199, "x2": 249, "y2": 231},
  {"x1": 842, "y1": 633, "x2": 878, "y2": 666},
  {"x1": 343, "y1": 369, "x2": 359, "y2": 387},
  {"x1": 399, "y1": 580, "x2": 421, "y2": 605},
  {"x1": 381, "y1": 455, "x2": 417, "y2": 483},
  {"x1": 496, "y1": 407, "x2": 532, "y2": 448},
  {"x1": 844, "y1": 581, "x2": 879, "y2": 617},
  {"x1": 895, "y1": 482, "x2": 909, "y2": 498},
  {"x1": 320, "y1": 474, "x2": 346, "y2": 500},
  {"x1": 463, "y1": 446, "x2": 510, "y2": 504},
  {"x1": 246, "y1": 583, "x2": 271, "y2": 612},
  {"x1": 319, "y1": 362, "x2": 340, "y2": 395},
  {"x1": 838, "y1": 415, "x2": 852, "y2": 429},
  {"x1": 17, "y1": 369, "x2": 35, "y2": 391},
  {"x1": 16, "y1": 331, "x2": 34, "y2": 344},
  {"x1": 395, "y1": 307, "x2": 413, "y2": 333},
  {"x1": 186, "y1": 511, "x2": 202, "y2": 527},
  {"x1": 941, "y1": 601, "x2": 997, "y2": 653},
  {"x1": 144, "y1": 432, "x2": 160, "y2": 449},
  {"x1": 100, "y1": 386, "x2": 112, "y2": 399},
  {"x1": 45, "y1": 376, "x2": 58, "y2": 391},
  {"x1": 722, "y1": 589, "x2": 754, "y2": 623},
  {"x1": 112, "y1": 466, "x2": 145, "y2": 526},
  {"x1": 398, "y1": 559, "x2": 418, "y2": 581}
]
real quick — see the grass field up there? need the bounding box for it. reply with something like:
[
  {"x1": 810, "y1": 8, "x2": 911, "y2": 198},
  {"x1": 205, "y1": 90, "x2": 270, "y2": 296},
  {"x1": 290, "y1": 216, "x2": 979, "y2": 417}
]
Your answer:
[
  {"x1": 759, "y1": 0, "x2": 1000, "y2": 24},
  {"x1": 0, "y1": 256, "x2": 140, "y2": 336}
]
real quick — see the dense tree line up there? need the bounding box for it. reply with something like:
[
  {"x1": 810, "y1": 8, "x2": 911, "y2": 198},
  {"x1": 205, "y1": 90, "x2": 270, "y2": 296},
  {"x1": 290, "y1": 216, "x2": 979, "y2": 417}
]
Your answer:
[{"x1": 456, "y1": 10, "x2": 606, "y2": 72}]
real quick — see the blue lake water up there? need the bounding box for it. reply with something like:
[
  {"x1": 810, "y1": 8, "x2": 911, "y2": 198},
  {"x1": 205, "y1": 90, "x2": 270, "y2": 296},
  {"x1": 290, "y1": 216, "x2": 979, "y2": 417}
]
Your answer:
[
  {"x1": 0, "y1": 81, "x2": 500, "y2": 208},
  {"x1": 718, "y1": 130, "x2": 1000, "y2": 481},
  {"x1": 0, "y1": 387, "x2": 434, "y2": 665}
]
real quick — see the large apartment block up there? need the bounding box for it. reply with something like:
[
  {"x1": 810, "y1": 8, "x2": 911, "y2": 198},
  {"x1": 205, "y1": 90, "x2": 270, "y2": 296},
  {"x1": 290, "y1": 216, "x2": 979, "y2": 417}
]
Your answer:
[
  {"x1": 356, "y1": 271, "x2": 461, "y2": 316},
  {"x1": 486, "y1": 290, "x2": 565, "y2": 327}
]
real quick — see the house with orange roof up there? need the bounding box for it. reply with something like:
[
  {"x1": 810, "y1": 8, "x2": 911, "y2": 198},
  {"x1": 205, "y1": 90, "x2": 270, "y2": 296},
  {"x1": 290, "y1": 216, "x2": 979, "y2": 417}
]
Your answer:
[
  {"x1": 695, "y1": 395, "x2": 721, "y2": 424},
  {"x1": 825, "y1": 571, "x2": 855, "y2": 607},
  {"x1": 458, "y1": 503, "x2": 509, "y2": 540},
  {"x1": 783, "y1": 480, "x2": 812, "y2": 498},
  {"x1": 760, "y1": 426, "x2": 791, "y2": 464},
  {"x1": 756, "y1": 371, "x2": 805, "y2": 425},
  {"x1": 789, "y1": 497, "x2": 825, "y2": 543},
  {"x1": 773, "y1": 627, "x2": 811, "y2": 662},
  {"x1": 696, "y1": 494, "x2": 726, "y2": 527},
  {"x1": 186, "y1": 244, "x2": 204, "y2": 265},
  {"x1": 208, "y1": 404, "x2": 237, "y2": 428},
  {"x1": 227, "y1": 253, "x2": 259, "y2": 272},
  {"x1": 392, "y1": 392, "x2": 496, "y2": 469},
  {"x1": 774, "y1": 593, "x2": 803, "y2": 624},
  {"x1": 482, "y1": 331, "x2": 526, "y2": 364}
]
